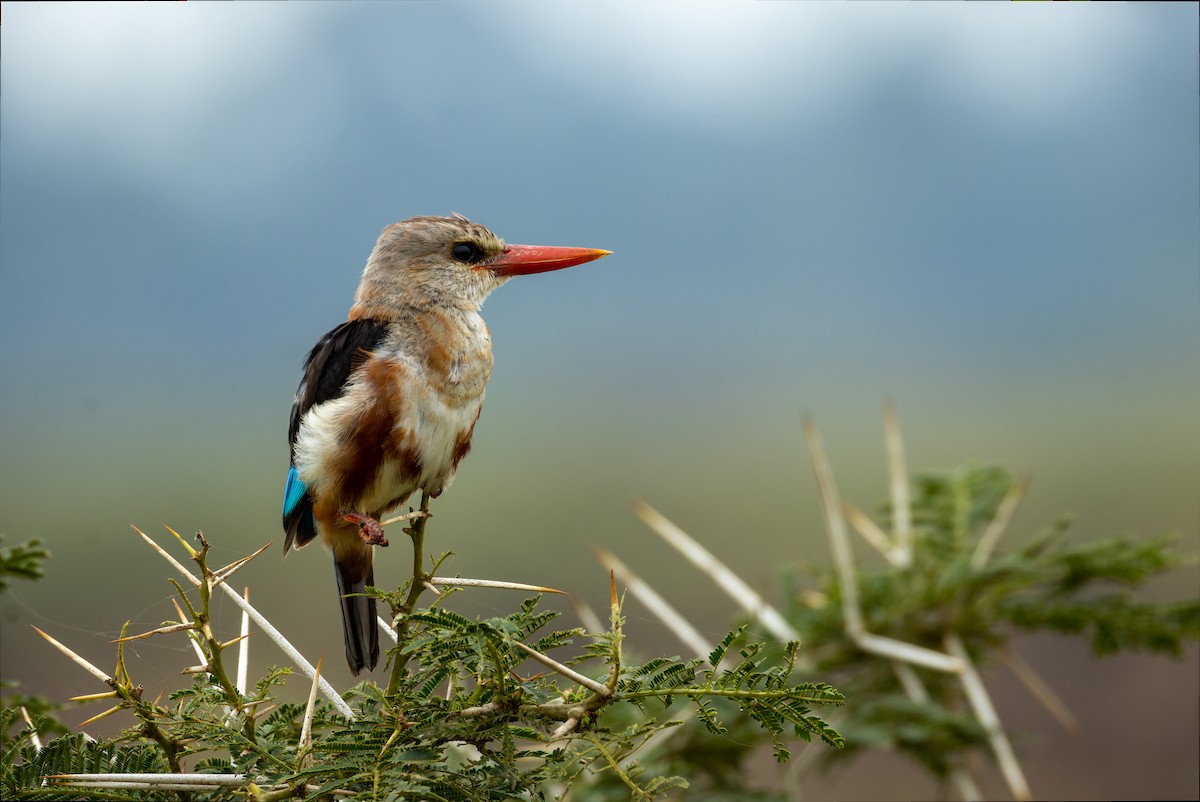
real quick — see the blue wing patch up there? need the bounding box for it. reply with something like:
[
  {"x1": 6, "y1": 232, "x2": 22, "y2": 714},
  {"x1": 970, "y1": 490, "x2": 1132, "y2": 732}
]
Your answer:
[{"x1": 283, "y1": 466, "x2": 307, "y2": 517}]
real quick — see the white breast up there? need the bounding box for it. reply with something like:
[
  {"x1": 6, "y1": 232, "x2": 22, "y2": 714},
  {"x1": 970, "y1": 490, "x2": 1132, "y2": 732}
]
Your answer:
[{"x1": 293, "y1": 308, "x2": 493, "y2": 518}]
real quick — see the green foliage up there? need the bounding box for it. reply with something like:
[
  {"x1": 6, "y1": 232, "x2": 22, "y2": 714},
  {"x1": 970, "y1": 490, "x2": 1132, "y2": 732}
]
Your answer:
[
  {"x1": 0, "y1": 537, "x2": 49, "y2": 594},
  {"x1": 781, "y1": 464, "x2": 1199, "y2": 782},
  {"x1": 2, "y1": 533, "x2": 843, "y2": 801},
  {"x1": 3, "y1": 461, "x2": 1195, "y2": 799},
  {"x1": 999, "y1": 534, "x2": 1200, "y2": 656},
  {"x1": 2, "y1": 733, "x2": 168, "y2": 801},
  {"x1": 0, "y1": 689, "x2": 69, "y2": 751},
  {"x1": 1, "y1": 536, "x2": 69, "y2": 763}
]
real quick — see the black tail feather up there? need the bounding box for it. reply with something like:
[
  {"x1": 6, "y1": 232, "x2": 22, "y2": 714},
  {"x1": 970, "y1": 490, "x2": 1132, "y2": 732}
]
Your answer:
[{"x1": 334, "y1": 559, "x2": 379, "y2": 675}]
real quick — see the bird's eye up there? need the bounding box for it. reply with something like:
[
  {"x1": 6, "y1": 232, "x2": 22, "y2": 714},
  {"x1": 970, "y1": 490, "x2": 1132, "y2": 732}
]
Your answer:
[{"x1": 450, "y1": 242, "x2": 485, "y2": 264}]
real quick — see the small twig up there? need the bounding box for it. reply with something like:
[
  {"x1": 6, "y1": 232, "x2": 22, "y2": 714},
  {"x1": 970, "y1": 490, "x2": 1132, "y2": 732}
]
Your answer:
[
  {"x1": 890, "y1": 663, "x2": 982, "y2": 801},
  {"x1": 458, "y1": 701, "x2": 501, "y2": 717},
  {"x1": 892, "y1": 662, "x2": 929, "y2": 703},
  {"x1": 236, "y1": 587, "x2": 250, "y2": 698},
  {"x1": 585, "y1": 731, "x2": 652, "y2": 801},
  {"x1": 632, "y1": 499, "x2": 799, "y2": 642},
  {"x1": 857, "y1": 633, "x2": 963, "y2": 674},
  {"x1": 209, "y1": 543, "x2": 272, "y2": 589},
  {"x1": 379, "y1": 509, "x2": 431, "y2": 527},
  {"x1": 47, "y1": 773, "x2": 253, "y2": 789},
  {"x1": 805, "y1": 418, "x2": 964, "y2": 674},
  {"x1": 37, "y1": 616, "x2": 186, "y2": 771},
  {"x1": 594, "y1": 546, "x2": 715, "y2": 664},
  {"x1": 32, "y1": 627, "x2": 113, "y2": 684},
  {"x1": 997, "y1": 646, "x2": 1080, "y2": 735},
  {"x1": 802, "y1": 415, "x2": 865, "y2": 638},
  {"x1": 970, "y1": 474, "x2": 1030, "y2": 570},
  {"x1": 299, "y1": 656, "x2": 322, "y2": 761},
  {"x1": 429, "y1": 576, "x2": 566, "y2": 594},
  {"x1": 844, "y1": 503, "x2": 904, "y2": 567},
  {"x1": 77, "y1": 705, "x2": 124, "y2": 729},
  {"x1": 607, "y1": 570, "x2": 622, "y2": 691},
  {"x1": 111, "y1": 622, "x2": 196, "y2": 642},
  {"x1": 68, "y1": 691, "x2": 119, "y2": 703},
  {"x1": 944, "y1": 633, "x2": 1032, "y2": 801},
  {"x1": 19, "y1": 706, "x2": 42, "y2": 750},
  {"x1": 619, "y1": 709, "x2": 697, "y2": 771},
  {"x1": 215, "y1": 576, "x2": 352, "y2": 715},
  {"x1": 509, "y1": 638, "x2": 612, "y2": 698},
  {"x1": 217, "y1": 633, "x2": 251, "y2": 652},
  {"x1": 570, "y1": 596, "x2": 606, "y2": 636},
  {"x1": 160, "y1": 524, "x2": 200, "y2": 558},
  {"x1": 552, "y1": 716, "x2": 581, "y2": 738},
  {"x1": 172, "y1": 598, "x2": 208, "y2": 666},
  {"x1": 51, "y1": 781, "x2": 240, "y2": 792},
  {"x1": 134, "y1": 526, "x2": 353, "y2": 719},
  {"x1": 147, "y1": 525, "x2": 201, "y2": 576},
  {"x1": 377, "y1": 614, "x2": 399, "y2": 644}
]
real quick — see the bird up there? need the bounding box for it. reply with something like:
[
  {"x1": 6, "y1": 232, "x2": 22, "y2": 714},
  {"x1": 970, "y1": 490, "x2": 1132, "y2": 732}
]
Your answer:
[{"x1": 282, "y1": 214, "x2": 610, "y2": 675}]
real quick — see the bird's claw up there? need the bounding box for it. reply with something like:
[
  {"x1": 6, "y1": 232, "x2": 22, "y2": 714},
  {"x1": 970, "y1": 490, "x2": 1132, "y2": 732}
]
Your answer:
[{"x1": 343, "y1": 512, "x2": 388, "y2": 547}]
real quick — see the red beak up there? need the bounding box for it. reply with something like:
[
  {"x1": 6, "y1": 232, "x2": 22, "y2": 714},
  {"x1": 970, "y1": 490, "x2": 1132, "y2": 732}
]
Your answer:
[{"x1": 485, "y1": 244, "x2": 611, "y2": 277}]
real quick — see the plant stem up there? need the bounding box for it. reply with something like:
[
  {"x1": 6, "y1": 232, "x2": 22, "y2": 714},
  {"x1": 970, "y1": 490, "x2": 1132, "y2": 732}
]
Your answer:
[
  {"x1": 386, "y1": 492, "x2": 431, "y2": 696},
  {"x1": 192, "y1": 536, "x2": 256, "y2": 744},
  {"x1": 585, "y1": 732, "x2": 653, "y2": 801}
]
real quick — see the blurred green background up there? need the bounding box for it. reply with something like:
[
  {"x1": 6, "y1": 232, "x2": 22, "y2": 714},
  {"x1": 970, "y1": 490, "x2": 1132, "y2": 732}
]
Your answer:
[{"x1": 1, "y1": 3, "x2": 1196, "y2": 798}]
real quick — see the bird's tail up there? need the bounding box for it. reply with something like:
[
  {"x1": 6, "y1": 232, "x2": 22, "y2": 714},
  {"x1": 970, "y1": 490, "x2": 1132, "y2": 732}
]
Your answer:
[{"x1": 334, "y1": 557, "x2": 380, "y2": 675}]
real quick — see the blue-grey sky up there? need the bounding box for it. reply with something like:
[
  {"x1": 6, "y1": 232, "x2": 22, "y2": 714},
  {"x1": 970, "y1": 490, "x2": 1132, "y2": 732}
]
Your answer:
[{"x1": 1, "y1": 4, "x2": 1196, "y2": 798}]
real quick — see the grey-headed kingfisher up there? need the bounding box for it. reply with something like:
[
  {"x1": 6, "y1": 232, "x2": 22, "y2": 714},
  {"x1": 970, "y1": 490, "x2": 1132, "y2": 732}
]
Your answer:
[{"x1": 283, "y1": 214, "x2": 610, "y2": 674}]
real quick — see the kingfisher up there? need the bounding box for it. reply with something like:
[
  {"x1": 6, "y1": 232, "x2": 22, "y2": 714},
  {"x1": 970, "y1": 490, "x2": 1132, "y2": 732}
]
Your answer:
[{"x1": 282, "y1": 214, "x2": 610, "y2": 674}]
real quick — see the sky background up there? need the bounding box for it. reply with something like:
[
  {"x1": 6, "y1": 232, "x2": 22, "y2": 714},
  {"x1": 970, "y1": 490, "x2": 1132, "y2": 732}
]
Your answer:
[{"x1": 1, "y1": 3, "x2": 1197, "y2": 799}]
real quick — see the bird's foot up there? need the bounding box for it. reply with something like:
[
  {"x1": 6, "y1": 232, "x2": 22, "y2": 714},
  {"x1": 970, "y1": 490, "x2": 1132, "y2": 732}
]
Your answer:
[{"x1": 343, "y1": 512, "x2": 388, "y2": 547}]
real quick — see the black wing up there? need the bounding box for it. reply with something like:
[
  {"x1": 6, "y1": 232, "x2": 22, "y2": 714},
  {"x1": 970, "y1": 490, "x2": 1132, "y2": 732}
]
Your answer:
[
  {"x1": 288, "y1": 318, "x2": 392, "y2": 458},
  {"x1": 284, "y1": 318, "x2": 390, "y2": 550}
]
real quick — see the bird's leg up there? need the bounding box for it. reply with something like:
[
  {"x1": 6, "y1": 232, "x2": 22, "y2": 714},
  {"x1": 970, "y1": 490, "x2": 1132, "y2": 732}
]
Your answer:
[{"x1": 342, "y1": 512, "x2": 389, "y2": 547}]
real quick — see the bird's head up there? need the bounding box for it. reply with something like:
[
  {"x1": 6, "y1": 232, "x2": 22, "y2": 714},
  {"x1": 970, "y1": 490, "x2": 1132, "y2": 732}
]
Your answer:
[{"x1": 350, "y1": 214, "x2": 610, "y2": 318}]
